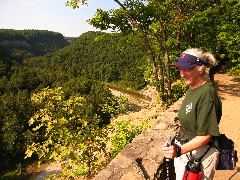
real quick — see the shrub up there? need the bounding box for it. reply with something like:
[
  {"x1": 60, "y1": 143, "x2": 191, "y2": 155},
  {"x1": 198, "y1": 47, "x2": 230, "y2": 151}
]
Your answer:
[{"x1": 109, "y1": 121, "x2": 149, "y2": 159}]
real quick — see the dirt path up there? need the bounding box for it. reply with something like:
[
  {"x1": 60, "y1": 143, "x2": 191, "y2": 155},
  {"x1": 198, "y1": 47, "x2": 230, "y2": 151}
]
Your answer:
[{"x1": 213, "y1": 71, "x2": 240, "y2": 180}]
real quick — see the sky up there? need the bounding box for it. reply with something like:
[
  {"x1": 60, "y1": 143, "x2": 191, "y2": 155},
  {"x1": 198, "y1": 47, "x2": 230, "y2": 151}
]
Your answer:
[{"x1": 0, "y1": 0, "x2": 120, "y2": 37}]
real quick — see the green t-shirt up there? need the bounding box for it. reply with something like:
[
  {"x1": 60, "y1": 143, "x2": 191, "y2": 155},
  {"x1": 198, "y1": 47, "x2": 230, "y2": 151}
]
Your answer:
[{"x1": 178, "y1": 81, "x2": 221, "y2": 140}]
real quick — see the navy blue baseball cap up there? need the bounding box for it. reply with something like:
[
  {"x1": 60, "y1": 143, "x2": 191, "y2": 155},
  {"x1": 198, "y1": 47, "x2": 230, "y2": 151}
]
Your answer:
[{"x1": 171, "y1": 53, "x2": 205, "y2": 69}]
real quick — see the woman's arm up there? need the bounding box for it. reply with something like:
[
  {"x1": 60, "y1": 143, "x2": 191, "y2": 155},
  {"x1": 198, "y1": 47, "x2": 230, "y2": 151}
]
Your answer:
[
  {"x1": 162, "y1": 135, "x2": 212, "y2": 159},
  {"x1": 181, "y1": 135, "x2": 212, "y2": 154}
]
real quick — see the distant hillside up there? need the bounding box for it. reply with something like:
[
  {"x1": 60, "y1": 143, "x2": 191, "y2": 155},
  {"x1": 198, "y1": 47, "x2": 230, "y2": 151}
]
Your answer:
[
  {"x1": 65, "y1": 37, "x2": 78, "y2": 43},
  {"x1": 23, "y1": 31, "x2": 148, "y2": 90},
  {"x1": 0, "y1": 29, "x2": 69, "y2": 56}
]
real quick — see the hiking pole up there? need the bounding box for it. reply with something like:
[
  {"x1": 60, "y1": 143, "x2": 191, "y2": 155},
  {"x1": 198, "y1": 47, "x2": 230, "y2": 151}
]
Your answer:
[{"x1": 165, "y1": 135, "x2": 172, "y2": 180}]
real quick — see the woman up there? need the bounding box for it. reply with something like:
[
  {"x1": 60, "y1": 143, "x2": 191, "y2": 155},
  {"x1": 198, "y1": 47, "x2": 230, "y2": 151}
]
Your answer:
[{"x1": 162, "y1": 48, "x2": 221, "y2": 179}]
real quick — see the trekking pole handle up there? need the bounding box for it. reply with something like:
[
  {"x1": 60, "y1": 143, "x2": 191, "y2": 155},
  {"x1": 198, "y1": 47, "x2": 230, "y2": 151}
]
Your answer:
[{"x1": 165, "y1": 135, "x2": 172, "y2": 161}]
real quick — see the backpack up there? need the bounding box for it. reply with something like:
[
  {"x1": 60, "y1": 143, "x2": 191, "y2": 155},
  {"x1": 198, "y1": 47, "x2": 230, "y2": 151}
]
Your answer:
[{"x1": 215, "y1": 134, "x2": 238, "y2": 170}]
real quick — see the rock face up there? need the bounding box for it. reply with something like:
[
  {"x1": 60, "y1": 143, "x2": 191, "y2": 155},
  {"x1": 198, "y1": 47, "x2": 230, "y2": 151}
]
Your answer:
[{"x1": 93, "y1": 98, "x2": 183, "y2": 180}]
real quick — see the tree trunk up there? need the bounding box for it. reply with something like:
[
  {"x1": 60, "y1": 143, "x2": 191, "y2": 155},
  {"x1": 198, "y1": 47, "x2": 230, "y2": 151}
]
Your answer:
[
  {"x1": 157, "y1": 53, "x2": 165, "y2": 97},
  {"x1": 160, "y1": 21, "x2": 171, "y2": 98},
  {"x1": 114, "y1": 0, "x2": 160, "y2": 92}
]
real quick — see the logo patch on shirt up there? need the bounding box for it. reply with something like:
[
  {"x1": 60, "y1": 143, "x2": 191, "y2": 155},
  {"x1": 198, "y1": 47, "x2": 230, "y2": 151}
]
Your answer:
[{"x1": 186, "y1": 103, "x2": 192, "y2": 114}]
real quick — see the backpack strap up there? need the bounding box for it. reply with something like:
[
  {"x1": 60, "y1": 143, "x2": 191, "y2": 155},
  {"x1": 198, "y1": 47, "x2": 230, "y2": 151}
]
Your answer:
[
  {"x1": 180, "y1": 126, "x2": 216, "y2": 147},
  {"x1": 198, "y1": 146, "x2": 212, "y2": 162},
  {"x1": 180, "y1": 126, "x2": 196, "y2": 139}
]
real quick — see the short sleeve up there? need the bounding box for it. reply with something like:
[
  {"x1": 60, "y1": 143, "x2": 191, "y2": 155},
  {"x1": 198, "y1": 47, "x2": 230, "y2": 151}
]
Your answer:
[{"x1": 196, "y1": 100, "x2": 220, "y2": 136}]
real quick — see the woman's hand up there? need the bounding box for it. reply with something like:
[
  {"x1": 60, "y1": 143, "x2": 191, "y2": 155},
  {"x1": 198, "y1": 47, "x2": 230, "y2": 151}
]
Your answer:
[{"x1": 162, "y1": 145, "x2": 177, "y2": 159}]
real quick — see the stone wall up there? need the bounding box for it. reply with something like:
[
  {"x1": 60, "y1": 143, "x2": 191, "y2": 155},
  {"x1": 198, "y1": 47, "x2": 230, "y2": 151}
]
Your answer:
[{"x1": 93, "y1": 98, "x2": 184, "y2": 180}]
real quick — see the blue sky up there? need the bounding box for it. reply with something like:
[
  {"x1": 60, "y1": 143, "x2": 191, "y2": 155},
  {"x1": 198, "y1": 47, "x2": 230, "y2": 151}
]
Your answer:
[{"x1": 0, "y1": 0, "x2": 120, "y2": 37}]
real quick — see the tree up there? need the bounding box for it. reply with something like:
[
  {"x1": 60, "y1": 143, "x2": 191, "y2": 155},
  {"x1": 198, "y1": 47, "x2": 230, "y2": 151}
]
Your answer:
[
  {"x1": 0, "y1": 91, "x2": 35, "y2": 174},
  {"x1": 216, "y1": 0, "x2": 240, "y2": 75},
  {"x1": 66, "y1": 0, "x2": 223, "y2": 105},
  {"x1": 25, "y1": 87, "x2": 109, "y2": 178},
  {"x1": 25, "y1": 83, "x2": 129, "y2": 178},
  {"x1": 66, "y1": 0, "x2": 170, "y2": 101}
]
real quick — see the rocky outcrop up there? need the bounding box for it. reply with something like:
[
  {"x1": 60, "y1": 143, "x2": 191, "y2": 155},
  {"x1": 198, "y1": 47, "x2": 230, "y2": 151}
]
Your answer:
[{"x1": 93, "y1": 98, "x2": 183, "y2": 180}]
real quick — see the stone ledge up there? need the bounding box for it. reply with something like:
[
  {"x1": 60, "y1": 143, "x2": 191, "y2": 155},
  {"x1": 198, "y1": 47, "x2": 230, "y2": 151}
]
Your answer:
[{"x1": 93, "y1": 98, "x2": 183, "y2": 180}]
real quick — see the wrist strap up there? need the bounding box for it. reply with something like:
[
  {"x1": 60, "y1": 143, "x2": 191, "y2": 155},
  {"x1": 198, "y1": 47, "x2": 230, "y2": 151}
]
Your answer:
[{"x1": 174, "y1": 145, "x2": 182, "y2": 157}]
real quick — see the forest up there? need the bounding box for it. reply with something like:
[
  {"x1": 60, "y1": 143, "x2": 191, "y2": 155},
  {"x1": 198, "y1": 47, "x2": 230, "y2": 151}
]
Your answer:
[
  {"x1": 1, "y1": 0, "x2": 240, "y2": 179},
  {"x1": 0, "y1": 29, "x2": 148, "y2": 176}
]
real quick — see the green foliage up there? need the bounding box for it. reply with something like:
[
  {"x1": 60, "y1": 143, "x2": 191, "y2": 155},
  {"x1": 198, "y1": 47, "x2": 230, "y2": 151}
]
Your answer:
[
  {"x1": 227, "y1": 58, "x2": 240, "y2": 76},
  {"x1": 64, "y1": 0, "x2": 240, "y2": 103},
  {"x1": 26, "y1": 87, "x2": 104, "y2": 177},
  {"x1": 22, "y1": 31, "x2": 148, "y2": 91},
  {"x1": 172, "y1": 80, "x2": 187, "y2": 100},
  {"x1": 0, "y1": 29, "x2": 69, "y2": 93},
  {"x1": 109, "y1": 121, "x2": 149, "y2": 159},
  {"x1": 0, "y1": 165, "x2": 24, "y2": 180},
  {"x1": 66, "y1": 0, "x2": 88, "y2": 9},
  {"x1": 0, "y1": 29, "x2": 68, "y2": 56},
  {"x1": 1, "y1": 0, "x2": 240, "y2": 177},
  {"x1": 25, "y1": 85, "x2": 129, "y2": 178},
  {"x1": 216, "y1": 0, "x2": 240, "y2": 76},
  {"x1": 0, "y1": 91, "x2": 35, "y2": 175}
]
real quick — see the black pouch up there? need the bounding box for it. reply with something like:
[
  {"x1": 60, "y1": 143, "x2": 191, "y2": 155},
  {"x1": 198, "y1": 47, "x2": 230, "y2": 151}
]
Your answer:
[
  {"x1": 216, "y1": 134, "x2": 238, "y2": 170},
  {"x1": 186, "y1": 159, "x2": 201, "y2": 173}
]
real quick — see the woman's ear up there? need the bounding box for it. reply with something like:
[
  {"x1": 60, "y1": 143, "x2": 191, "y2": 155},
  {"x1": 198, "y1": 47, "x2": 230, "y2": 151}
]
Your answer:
[{"x1": 199, "y1": 65, "x2": 205, "y2": 72}]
